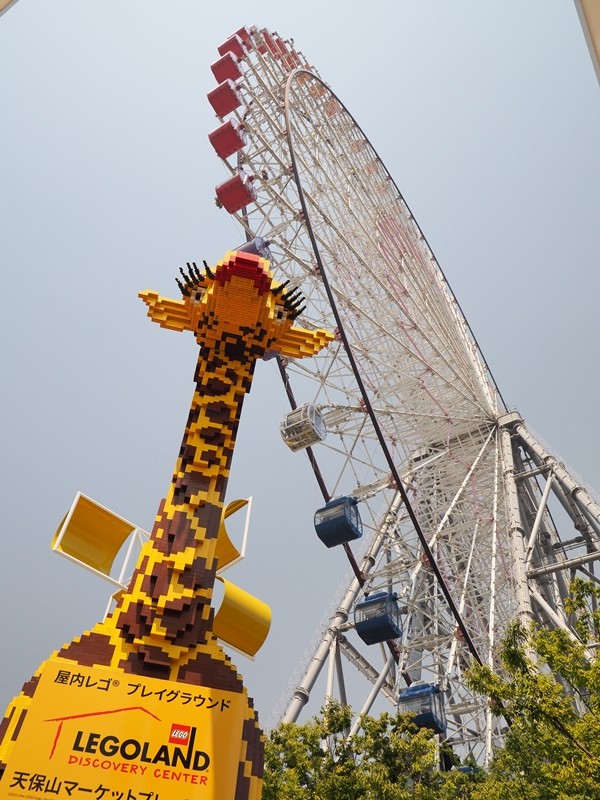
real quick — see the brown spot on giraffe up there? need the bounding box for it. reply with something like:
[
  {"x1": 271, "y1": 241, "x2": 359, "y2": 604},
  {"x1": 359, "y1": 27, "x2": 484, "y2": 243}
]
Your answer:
[{"x1": 205, "y1": 399, "x2": 234, "y2": 423}]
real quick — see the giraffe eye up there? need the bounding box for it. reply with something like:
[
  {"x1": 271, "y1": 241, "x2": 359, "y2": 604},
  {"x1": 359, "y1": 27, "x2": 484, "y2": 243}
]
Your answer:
[
  {"x1": 275, "y1": 306, "x2": 286, "y2": 321},
  {"x1": 194, "y1": 289, "x2": 204, "y2": 302}
]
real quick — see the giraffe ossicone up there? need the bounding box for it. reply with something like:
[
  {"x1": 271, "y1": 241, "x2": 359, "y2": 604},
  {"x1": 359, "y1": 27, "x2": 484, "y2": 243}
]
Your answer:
[{"x1": 0, "y1": 250, "x2": 334, "y2": 800}]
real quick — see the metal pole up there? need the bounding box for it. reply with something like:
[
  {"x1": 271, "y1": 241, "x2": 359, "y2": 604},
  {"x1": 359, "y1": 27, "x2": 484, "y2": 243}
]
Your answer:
[
  {"x1": 281, "y1": 495, "x2": 403, "y2": 723},
  {"x1": 499, "y1": 425, "x2": 534, "y2": 624},
  {"x1": 524, "y1": 472, "x2": 554, "y2": 567},
  {"x1": 517, "y1": 424, "x2": 600, "y2": 544},
  {"x1": 346, "y1": 654, "x2": 395, "y2": 739}
]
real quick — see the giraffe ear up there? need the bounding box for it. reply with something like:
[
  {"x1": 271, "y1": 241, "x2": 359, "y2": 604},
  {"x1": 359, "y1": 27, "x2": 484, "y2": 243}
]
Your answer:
[
  {"x1": 274, "y1": 325, "x2": 335, "y2": 359},
  {"x1": 139, "y1": 290, "x2": 191, "y2": 332}
]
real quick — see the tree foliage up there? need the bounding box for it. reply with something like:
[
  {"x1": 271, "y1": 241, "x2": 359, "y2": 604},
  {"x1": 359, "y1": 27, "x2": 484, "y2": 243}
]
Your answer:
[
  {"x1": 467, "y1": 578, "x2": 600, "y2": 800},
  {"x1": 264, "y1": 580, "x2": 600, "y2": 799},
  {"x1": 263, "y1": 701, "x2": 482, "y2": 799}
]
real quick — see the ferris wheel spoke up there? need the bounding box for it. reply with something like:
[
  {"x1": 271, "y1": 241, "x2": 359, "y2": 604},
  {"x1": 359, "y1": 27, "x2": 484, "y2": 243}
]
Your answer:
[
  {"x1": 288, "y1": 173, "x2": 494, "y2": 419},
  {"x1": 285, "y1": 220, "x2": 492, "y2": 423},
  {"x1": 327, "y1": 284, "x2": 493, "y2": 414}
]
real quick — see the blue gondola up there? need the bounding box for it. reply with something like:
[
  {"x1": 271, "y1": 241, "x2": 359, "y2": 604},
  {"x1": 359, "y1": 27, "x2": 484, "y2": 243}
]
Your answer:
[
  {"x1": 398, "y1": 682, "x2": 447, "y2": 735},
  {"x1": 354, "y1": 591, "x2": 402, "y2": 645},
  {"x1": 314, "y1": 496, "x2": 362, "y2": 548}
]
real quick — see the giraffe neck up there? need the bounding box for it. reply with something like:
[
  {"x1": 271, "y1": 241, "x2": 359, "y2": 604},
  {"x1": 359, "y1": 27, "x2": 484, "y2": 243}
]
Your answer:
[{"x1": 110, "y1": 348, "x2": 256, "y2": 672}]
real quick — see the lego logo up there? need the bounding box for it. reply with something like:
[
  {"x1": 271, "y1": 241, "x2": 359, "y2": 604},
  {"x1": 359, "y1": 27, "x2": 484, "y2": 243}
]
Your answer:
[{"x1": 169, "y1": 724, "x2": 190, "y2": 744}]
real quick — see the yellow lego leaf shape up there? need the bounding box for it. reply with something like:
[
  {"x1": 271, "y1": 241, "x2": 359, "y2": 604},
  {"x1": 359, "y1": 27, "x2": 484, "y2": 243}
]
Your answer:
[
  {"x1": 213, "y1": 576, "x2": 272, "y2": 658},
  {"x1": 275, "y1": 324, "x2": 335, "y2": 359},
  {"x1": 138, "y1": 290, "x2": 191, "y2": 332},
  {"x1": 215, "y1": 498, "x2": 250, "y2": 573},
  {"x1": 52, "y1": 493, "x2": 137, "y2": 579}
]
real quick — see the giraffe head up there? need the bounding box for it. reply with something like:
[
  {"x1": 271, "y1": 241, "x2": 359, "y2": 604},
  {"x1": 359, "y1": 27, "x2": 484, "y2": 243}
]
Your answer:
[{"x1": 139, "y1": 251, "x2": 334, "y2": 361}]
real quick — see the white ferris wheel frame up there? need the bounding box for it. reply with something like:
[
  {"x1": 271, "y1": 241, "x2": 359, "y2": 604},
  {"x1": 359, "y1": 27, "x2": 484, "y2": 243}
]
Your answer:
[{"x1": 206, "y1": 26, "x2": 600, "y2": 766}]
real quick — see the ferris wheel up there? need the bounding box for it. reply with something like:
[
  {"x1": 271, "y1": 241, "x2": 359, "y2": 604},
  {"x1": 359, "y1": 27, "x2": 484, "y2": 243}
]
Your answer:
[{"x1": 205, "y1": 26, "x2": 600, "y2": 765}]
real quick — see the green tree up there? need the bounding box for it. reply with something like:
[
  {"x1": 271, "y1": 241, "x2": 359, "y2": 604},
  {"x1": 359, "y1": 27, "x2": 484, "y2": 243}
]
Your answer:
[
  {"x1": 263, "y1": 701, "x2": 482, "y2": 799},
  {"x1": 467, "y1": 578, "x2": 600, "y2": 800},
  {"x1": 265, "y1": 581, "x2": 600, "y2": 798}
]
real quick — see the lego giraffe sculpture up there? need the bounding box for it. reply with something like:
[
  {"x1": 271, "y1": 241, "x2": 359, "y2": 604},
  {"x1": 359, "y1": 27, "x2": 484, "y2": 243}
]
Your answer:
[{"x1": 0, "y1": 251, "x2": 333, "y2": 798}]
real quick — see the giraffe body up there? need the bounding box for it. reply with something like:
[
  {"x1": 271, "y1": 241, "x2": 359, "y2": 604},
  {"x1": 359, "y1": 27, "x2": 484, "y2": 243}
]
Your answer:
[{"x1": 0, "y1": 252, "x2": 333, "y2": 798}]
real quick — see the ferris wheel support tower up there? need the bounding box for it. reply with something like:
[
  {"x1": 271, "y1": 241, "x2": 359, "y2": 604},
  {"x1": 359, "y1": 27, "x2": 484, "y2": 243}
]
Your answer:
[{"x1": 205, "y1": 26, "x2": 600, "y2": 764}]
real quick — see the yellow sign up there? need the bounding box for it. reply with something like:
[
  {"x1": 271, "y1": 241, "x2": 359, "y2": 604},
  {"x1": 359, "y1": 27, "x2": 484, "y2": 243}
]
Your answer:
[{"x1": 1, "y1": 658, "x2": 245, "y2": 800}]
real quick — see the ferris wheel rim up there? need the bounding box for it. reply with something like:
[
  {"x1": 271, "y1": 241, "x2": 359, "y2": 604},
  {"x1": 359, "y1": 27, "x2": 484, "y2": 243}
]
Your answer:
[
  {"x1": 283, "y1": 67, "x2": 484, "y2": 666},
  {"x1": 283, "y1": 67, "x2": 507, "y2": 415}
]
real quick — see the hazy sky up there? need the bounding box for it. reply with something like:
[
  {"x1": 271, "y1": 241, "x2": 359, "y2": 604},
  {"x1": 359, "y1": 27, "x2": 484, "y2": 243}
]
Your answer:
[{"x1": 1, "y1": 1, "x2": 599, "y2": 726}]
